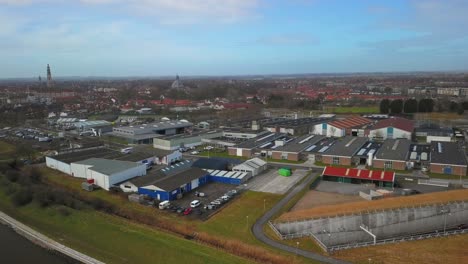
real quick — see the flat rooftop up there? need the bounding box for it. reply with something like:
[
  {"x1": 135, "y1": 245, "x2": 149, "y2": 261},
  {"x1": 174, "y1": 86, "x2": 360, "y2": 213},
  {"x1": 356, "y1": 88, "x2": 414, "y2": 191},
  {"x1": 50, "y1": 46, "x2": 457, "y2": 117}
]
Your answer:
[
  {"x1": 48, "y1": 148, "x2": 124, "y2": 164},
  {"x1": 263, "y1": 117, "x2": 331, "y2": 128},
  {"x1": 235, "y1": 131, "x2": 286, "y2": 149},
  {"x1": 430, "y1": 141, "x2": 467, "y2": 166},
  {"x1": 321, "y1": 136, "x2": 368, "y2": 157},
  {"x1": 374, "y1": 139, "x2": 411, "y2": 161},
  {"x1": 74, "y1": 158, "x2": 142, "y2": 175},
  {"x1": 305, "y1": 137, "x2": 338, "y2": 154},
  {"x1": 354, "y1": 141, "x2": 382, "y2": 157},
  {"x1": 272, "y1": 135, "x2": 326, "y2": 153},
  {"x1": 408, "y1": 144, "x2": 431, "y2": 161}
]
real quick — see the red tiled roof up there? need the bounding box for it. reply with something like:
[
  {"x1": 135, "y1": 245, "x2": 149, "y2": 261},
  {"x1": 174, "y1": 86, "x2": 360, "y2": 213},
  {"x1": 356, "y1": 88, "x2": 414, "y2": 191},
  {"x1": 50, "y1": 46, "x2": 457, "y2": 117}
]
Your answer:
[
  {"x1": 328, "y1": 116, "x2": 373, "y2": 129},
  {"x1": 371, "y1": 117, "x2": 414, "y2": 132},
  {"x1": 322, "y1": 166, "x2": 395, "y2": 182}
]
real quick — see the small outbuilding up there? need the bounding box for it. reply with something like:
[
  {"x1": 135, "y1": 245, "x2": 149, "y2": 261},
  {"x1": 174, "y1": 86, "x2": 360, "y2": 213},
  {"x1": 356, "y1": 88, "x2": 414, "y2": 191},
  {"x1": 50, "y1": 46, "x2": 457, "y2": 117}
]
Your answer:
[{"x1": 232, "y1": 158, "x2": 267, "y2": 177}]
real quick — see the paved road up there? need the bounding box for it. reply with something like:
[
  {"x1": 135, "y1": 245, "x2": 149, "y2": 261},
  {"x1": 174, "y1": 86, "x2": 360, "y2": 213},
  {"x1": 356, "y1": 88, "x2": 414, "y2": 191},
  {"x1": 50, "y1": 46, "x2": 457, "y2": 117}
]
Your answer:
[{"x1": 251, "y1": 171, "x2": 349, "y2": 264}]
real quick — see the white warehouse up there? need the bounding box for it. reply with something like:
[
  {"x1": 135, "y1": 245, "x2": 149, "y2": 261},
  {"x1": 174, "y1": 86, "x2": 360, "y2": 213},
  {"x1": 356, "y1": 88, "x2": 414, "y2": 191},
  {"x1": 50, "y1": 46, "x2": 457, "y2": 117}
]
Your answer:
[{"x1": 70, "y1": 158, "x2": 147, "y2": 191}]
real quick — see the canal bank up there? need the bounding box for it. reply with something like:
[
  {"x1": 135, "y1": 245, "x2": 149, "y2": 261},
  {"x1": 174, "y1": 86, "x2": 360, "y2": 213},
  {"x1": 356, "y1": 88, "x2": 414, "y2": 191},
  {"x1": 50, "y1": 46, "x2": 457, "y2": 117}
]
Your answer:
[{"x1": 0, "y1": 210, "x2": 105, "y2": 264}]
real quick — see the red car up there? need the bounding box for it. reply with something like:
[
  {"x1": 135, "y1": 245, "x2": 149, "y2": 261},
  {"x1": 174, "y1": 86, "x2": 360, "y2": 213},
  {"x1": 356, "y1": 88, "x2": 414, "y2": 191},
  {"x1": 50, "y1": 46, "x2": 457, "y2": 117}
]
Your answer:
[{"x1": 183, "y1": 208, "x2": 192, "y2": 215}]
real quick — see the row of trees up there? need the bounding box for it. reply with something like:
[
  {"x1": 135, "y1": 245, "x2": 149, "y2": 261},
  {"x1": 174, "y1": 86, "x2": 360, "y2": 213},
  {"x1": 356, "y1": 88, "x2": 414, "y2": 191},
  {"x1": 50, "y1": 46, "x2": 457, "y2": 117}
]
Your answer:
[{"x1": 380, "y1": 99, "x2": 466, "y2": 115}]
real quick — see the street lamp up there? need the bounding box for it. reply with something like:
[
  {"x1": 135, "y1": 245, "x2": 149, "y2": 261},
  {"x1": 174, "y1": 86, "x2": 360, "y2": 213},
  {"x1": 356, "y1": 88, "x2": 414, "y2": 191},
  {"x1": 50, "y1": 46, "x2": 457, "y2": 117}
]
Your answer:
[
  {"x1": 246, "y1": 215, "x2": 249, "y2": 230},
  {"x1": 263, "y1": 199, "x2": 266, "y2": 212}
]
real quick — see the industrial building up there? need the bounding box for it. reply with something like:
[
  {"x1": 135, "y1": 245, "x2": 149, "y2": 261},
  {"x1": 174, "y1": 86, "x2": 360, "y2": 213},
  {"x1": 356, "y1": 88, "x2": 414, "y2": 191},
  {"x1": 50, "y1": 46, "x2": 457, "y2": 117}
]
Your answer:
[
  {"x1": 373, "y1": 139, "x2": 411, "y2": 170},
  {"x1": 321, "y1": 166, "x2": 395, "y2": 187},
  {"x1": 415, "y1": 123, "x2": 453, "y2": 143},
  {"x1": 227, "y1": 131, "x2": 287, "y2": 158},
  {"x1": 152, "y1": 130, "x2": 222, "y2": 150},
  {"x1": 317, "y1": 116, "x2": 373, "y2": 137},
  {"x1": 408, "y1": 143, "x2": 431, "y2": 169},
  {"x1": 269, "y1": 135, "x2": 326, "y2": 161},
  {"x1": 204, "y1": 169, "x2": 250, "y2": 185},
  {"x1": 70, "y1": 158, "x2": 147, "y2": 190},
  {"x1": 429, "y1": 141, "x2": 467, "y2": 176},
  {"x1": 352, "y1": 141, "x2": 382, "y2": 166},
  {"x1": 320, "y1": 136, "x2": 368, "y2": 166},
  {"x1": 263, "y1": 117, "x2": 332, "y2": 135},
  {"x1": 232, "y1": 158, "x2": 267, "y2": 177},
  {"x1": 131, "y1": 167, "x2": 210, "y2": 201},
  {"x1": 304, "y1": 137, "x2": 338, "y2": 163},
  {"x1": 112, "y1": 120, "x2": 193, "y2": 144},
  {"x1": 75, "y1": 120, "x2": 113, "y2": 134},
  {"x1": 367, "y1": 117, "x2": 414, "y2": 140}
]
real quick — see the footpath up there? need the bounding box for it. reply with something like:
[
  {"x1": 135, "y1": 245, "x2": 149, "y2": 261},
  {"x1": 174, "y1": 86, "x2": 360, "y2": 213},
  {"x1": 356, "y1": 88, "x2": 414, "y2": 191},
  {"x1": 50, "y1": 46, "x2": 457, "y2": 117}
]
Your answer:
[{"x1": 0, "y1": 210, "x2": 105, "y2": 264}]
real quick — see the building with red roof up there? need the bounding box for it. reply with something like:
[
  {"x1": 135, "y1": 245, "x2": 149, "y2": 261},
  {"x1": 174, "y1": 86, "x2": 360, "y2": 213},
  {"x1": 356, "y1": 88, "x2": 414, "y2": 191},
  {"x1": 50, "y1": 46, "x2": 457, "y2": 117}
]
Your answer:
[
  {"x1": 367, "y1": 117, "x2": 414, "y2": 140},
  {"x1": 322, "y1": 166, "x2": 395, "y2": 187},
  {"x1": 324, "y1": 116, "x2": 373, "y2": 137}
]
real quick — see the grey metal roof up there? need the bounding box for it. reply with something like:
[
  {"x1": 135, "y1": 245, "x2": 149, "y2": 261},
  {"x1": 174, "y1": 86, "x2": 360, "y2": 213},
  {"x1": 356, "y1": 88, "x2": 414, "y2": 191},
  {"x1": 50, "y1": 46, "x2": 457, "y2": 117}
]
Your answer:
[
  {"x1": 263, "y1": 117, "x2": 332, "y2": 128},
  {"x1": 74, "y1": 158, "x2": 143, "y2": 175},
  {"x1": 321, "y1": 136, "x2": 368, "y2": 157},
  {"x1": 235, "y1": 131, "x2": 286, "y2": 149},
  {"x1": 272, "y1": 135, "x2": 326, "y2": 153},
  {"x1": 430, "y1": 141, "x2": 467, "y2": 166},
  {"x1": 113, "y1": 121, "x2": 192, "y2": 135},
  {"x1": 132, "y1": 167, "x2": 208, "y2": 191},
  {"x1": 374, "y1": 139, "x2": 411, "y2": 161},
  {"x1": 48, "y1": 148, "x2": 123, "y2": 164},
  {"x1": 354, "y1": 141, "x2": 382, "y2": 158}
]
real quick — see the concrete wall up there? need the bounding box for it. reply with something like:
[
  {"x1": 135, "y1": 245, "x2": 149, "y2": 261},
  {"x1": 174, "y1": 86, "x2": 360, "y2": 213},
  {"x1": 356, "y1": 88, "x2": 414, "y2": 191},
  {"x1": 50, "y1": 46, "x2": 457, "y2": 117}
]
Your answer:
[
  {"x1": 46, "y1": 157, "x2": 71, "y2": 175},
  {"x1": 274, "y1": 201, "x2": 468, "y2": 247}
]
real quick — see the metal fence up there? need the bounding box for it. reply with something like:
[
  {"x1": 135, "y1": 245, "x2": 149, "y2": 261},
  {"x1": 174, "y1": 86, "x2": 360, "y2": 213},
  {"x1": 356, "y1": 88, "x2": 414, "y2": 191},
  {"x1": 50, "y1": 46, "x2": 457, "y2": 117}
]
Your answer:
[{"x1": 326, "y1": 228, "x2": 467, "y2": 252}]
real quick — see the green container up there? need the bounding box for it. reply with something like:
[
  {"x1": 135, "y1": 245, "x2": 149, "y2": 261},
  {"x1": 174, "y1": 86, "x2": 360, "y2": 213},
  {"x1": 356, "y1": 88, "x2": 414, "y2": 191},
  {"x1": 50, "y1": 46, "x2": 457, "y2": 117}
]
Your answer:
[{"x1": 278, "y1": 168, "x2": 292, "y2": 177}]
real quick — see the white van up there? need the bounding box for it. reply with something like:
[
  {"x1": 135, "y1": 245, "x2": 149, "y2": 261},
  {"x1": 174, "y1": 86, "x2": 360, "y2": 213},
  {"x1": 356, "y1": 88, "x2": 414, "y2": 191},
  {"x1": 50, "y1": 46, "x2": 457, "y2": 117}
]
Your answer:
[
  {"x1": 158, "y1": 201, "x2": 171, "y2": 209},
  {"x1": 190, "y1": 200, "x2": 201, "y2": 208}
]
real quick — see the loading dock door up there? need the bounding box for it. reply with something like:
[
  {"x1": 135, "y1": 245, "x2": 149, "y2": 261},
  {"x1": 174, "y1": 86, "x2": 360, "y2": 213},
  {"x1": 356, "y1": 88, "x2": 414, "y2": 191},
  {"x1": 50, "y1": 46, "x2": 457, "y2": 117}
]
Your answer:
[
  {"x1": 191, "y1": 179, "x2": 199, "y2": 189},
  {"x1": 443, "y1": 167, "x2": 452, "y2": 174}
]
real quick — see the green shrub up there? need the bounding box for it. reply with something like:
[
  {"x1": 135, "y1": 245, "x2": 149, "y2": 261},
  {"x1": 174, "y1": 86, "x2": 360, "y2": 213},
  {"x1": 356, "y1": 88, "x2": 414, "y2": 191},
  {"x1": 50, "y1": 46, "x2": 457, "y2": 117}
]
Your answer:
[{"x1": 12, "y1": 187, "x2": 33, "y2": 206}]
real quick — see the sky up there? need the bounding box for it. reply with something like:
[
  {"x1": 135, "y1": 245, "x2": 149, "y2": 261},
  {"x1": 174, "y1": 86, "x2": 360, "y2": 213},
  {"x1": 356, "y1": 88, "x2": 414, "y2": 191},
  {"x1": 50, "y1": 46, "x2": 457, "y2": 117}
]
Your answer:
[{"x1": 1, "y1": 0, "x2": 468, "y2": 78}]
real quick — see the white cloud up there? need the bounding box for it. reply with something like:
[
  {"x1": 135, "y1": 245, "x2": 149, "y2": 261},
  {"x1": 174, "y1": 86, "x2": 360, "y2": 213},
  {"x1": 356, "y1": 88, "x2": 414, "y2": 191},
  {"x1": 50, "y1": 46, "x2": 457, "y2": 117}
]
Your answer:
[{"x1": 0, "y1": 0, "x2": 261, "y2": 24}]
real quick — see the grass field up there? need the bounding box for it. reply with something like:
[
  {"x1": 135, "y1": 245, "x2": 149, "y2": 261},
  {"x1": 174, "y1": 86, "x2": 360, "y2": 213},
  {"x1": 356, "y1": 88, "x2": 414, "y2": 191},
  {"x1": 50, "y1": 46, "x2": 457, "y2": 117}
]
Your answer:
[
  {"x1": 40, "y1": 167, "x2": 322, "y2": 263},
  {"x1": 0, "y1": 191, "x2": 250, "y2": 264},
  {"x1": 323, "y1": 106, "x2": 379, "y2": 114},
  {"x1": 0, "y1": 140, "x2": 15, "y2": 160},
  {"x1": 279, "y1": 189, "x2": 468, "y2": 221},
  {"x1": 334, "y1": 233, "x2": 468, "y2": 264}
]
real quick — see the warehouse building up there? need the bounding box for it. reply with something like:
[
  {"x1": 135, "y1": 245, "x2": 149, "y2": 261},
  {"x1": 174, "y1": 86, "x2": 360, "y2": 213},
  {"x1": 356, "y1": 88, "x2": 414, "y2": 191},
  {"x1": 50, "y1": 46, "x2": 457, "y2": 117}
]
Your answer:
[
  {"x1": 321, "y1": 136, "x2": 368, "y2": 166},
  {"x1": 46, "y1": 148, "x2": 123, "y2": 175},
  {"x1": 304, "y1": 137, "x2": 338, "y2": 163},
  {"x1": 269, "y1": 135, "x2": 326, "y2": 161},
  {"x1": 227, "y1": 131, "x2": 286, "y2": 158},
  {"x1": 430, "y1": 141, "x2": 467, "y2": 176},
  {"x1": 70, "y1": 158, "x2": 147, "y2": 190},
  {"x1": 205, "y1": 169, "x2": 250, "y2": 185},
  {"x1": 367, "y1": 117, "x2": 414, "y2": 140},
  {"x1": 131, "y1": 167, "x2": 210, "y2": 201},
  {"x1": 353, "y1": 141, "x2": 382, "y2": 166},
  {"x1": 263, "y1": 117, "x2": 332, "y2": 135},
  {"x1": 153, "y1": 130, "x2": 223, "y2": 150},
  {"x1": 408, "y1": 143, "x2": 431, "y2": 169},
  {"x1": 232, "y1": 158, "x2": 267, "y2": 177},
  {"x1": 321, "y1": 166, "x2": 395, "y2": 188},
  {"x1": 113, "y1": 120, "x2": 193, "y2": 144},
  {"x1": 74, "y1": 120, "x2": 113, "y2": 134},
  {"x1": 373, "y1": 139, "x2": 411, "y2": 170},
  {"x1": 317, "y1": 116, "x2": 373, "y2": 137}
]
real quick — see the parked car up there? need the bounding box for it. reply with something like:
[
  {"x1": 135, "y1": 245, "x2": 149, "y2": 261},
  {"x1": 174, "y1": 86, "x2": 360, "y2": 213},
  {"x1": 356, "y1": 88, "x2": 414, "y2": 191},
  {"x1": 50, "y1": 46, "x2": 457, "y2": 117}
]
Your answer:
[
  {"x1": 204, "y1": 146, "x2": 214, "y2": 150},
  {"x1": 221, "y1": 195, "x2": 230, "y2": 201},
  {"x1": 176, "y1": 207, "x2": 185, "y2": 214},
  {"x1": 183, "y1": 208, "x2": 193, "y2": 215},
  {"x1": 190, "y1": 151, "x2": 200, "y2": 155},
  {"x1": 190, "y1": 200, "x2": 201, "y2": 208}
]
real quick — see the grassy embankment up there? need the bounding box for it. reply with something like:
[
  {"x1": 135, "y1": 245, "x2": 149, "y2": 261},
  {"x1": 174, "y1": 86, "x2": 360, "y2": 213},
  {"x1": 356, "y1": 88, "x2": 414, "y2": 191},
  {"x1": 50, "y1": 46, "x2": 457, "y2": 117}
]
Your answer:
[
  {"x1": 0, "y1": 141, "x2": 15, "y2": 162},
  {"x1": 40, "y1": 167, "x2": 319, "y2": 264},
  {"x1": 0, "y1": 189, "x2": 250, "y2": 264}
]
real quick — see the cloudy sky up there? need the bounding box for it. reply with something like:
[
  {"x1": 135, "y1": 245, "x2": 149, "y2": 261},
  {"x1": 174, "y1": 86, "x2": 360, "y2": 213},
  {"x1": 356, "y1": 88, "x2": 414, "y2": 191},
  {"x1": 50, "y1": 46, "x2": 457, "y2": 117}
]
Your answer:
[{"x1": 1, "y1": 0, "x2": 468, "y2": 78}]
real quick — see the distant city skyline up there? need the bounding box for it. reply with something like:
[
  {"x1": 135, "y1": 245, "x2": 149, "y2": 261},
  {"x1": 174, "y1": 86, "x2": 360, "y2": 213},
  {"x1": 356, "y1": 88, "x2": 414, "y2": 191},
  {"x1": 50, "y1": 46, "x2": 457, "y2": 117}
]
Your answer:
[{"x1": 1, "y1": 0, "x2": 468, "y2": 78}]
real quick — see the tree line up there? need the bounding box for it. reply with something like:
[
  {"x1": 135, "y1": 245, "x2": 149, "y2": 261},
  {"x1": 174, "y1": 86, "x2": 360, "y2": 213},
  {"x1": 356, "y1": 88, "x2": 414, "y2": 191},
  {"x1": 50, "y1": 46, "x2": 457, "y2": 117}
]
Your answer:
[{"x1": 380, "y1": 99, "x2": 467, "y2": 115}]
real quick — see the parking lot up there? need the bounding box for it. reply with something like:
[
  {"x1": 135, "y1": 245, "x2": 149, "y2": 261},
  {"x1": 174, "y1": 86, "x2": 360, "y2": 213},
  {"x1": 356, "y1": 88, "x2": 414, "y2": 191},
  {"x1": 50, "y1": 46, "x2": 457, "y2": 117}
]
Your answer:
[
  {"x1": 164, "y1": 182, "x2": 242, "y2": 220},
  {"x1": 245, "y1": 168, "x2": 309, "y2": 194}
]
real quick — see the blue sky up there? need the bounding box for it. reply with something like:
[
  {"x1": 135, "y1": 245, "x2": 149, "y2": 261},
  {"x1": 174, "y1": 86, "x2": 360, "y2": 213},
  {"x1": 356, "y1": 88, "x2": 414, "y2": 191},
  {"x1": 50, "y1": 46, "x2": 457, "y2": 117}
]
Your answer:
[{"x1": 1, "y1": 0, "x2": 468, "y2": 78}]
